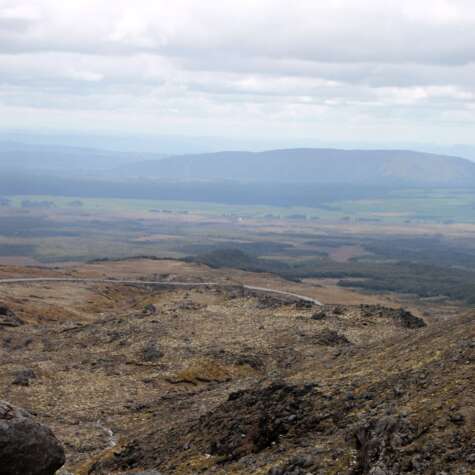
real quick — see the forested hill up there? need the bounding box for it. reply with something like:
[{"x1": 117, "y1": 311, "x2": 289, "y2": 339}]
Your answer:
[{"x1": 116, "y1": 148, "x2": 475, "y2": 186}]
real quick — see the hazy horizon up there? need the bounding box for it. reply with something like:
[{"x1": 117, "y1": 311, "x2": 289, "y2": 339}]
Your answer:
[{"x1": 1, "y1": 128, "x2": 475, "y2": 161}]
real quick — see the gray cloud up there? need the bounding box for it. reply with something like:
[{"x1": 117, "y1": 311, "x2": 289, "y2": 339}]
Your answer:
[{"x1": 0, "y1": 0, "x2": 474, "y2": 143}]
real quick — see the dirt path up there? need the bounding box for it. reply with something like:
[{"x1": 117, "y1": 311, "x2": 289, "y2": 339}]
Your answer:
[{"x1": 0, "y1": 277, "x2": 322, "y2": 305}]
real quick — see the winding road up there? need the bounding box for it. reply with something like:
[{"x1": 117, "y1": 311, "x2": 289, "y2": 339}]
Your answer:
[{"x1": 0, "y1": 277, "x2": 322, "y2": 305}]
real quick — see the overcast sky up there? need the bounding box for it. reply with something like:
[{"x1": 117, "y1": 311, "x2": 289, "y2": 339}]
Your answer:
[{"x1": 1, "y1": 0, "x2": 474, "y2": 145}]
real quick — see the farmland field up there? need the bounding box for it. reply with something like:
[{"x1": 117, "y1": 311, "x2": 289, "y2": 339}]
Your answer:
[{"x1": 4, "y1": 187, "x2": 475, "y2": 223}]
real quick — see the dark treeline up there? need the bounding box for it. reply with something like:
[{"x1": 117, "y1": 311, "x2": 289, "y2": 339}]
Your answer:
[
  {"x1": 0, "y1": 172, "x2": 403, "y2": 207},
  {"x1": 188, "y1": 249, "x2": 475, "y2": 305}
]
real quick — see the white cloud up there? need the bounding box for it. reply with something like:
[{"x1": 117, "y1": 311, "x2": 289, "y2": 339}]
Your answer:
[{"x1": 0, "y1": 0, "x2": 474, "y2": 143}]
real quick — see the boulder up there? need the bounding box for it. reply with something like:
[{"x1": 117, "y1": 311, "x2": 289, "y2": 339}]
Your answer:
[
  {"x1": 314, "y1": 329, "x2": 351, "y2": 346},
  {"x1": 0, "y1": 400, "x2": 65, "y2": 475},
  {"x1": 0, "y1": 304, "x2": 23, "y2": 327},
  {"x1": 142, "y1": 342, "x2": 162, "y2": 362},
  {"x1": 12, "y1": 368, "x2": 37, "y2": 386},
  {"x1": 142, "y1": 304, "x2": 158, "y2": 316},
  {"x1": 311, "y1": 310, "x2": 326, "y2": 321}
]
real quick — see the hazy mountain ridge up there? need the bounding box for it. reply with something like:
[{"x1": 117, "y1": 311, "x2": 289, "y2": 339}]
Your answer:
[
  {"x1": 1, "y1": 142, "x2": 474, "y2": 186},
  {"x1": 116, "y1": 148, "x2": 475, "y2": 186},
  {"x1": 0, "y1": 141, "x2": 163, "y2": 173}
]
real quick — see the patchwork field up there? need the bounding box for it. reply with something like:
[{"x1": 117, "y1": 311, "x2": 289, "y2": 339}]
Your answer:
[{"x1": 4, "y1": 187, "x2": 475, "y2": 223}]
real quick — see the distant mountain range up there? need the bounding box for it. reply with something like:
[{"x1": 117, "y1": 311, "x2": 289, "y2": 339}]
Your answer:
[
  {"x1": 116, "y1": 148, "x2": 475, "y2": 186},
  {"x1": 2, "y1": 131, "x2": 475, "y2": 161},
  {"x1": 1, "y1": 142, "x2": 475, "y2": 187},
  {"x1": 0, "y1": 142, "x2": 161, "y2": 173}
]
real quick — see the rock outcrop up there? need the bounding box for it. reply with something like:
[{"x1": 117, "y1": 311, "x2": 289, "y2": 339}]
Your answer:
[
  {"x1": 199, "y1": 383, "x2": 318, "y2": 461},
  {"x1": 0, "y1": 400, "x2": 65, "y2": 475},
  {"x1": 359, "y1": 305, "x2": 426, "y2": 328}
]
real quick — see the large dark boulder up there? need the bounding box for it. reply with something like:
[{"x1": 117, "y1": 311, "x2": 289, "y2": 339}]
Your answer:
[{"x1": 0, "y1": 400, "x2": 65, "y2": 475}]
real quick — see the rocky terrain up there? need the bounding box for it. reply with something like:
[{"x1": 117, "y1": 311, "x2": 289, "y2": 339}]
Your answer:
[{"x1": 0, "y1": 258, "x2": 473, "y2": 474}]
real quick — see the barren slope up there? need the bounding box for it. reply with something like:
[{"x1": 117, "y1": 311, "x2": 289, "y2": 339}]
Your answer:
[{"x1": 0, "y1": 259, "x2": 473, "y2": 474}]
